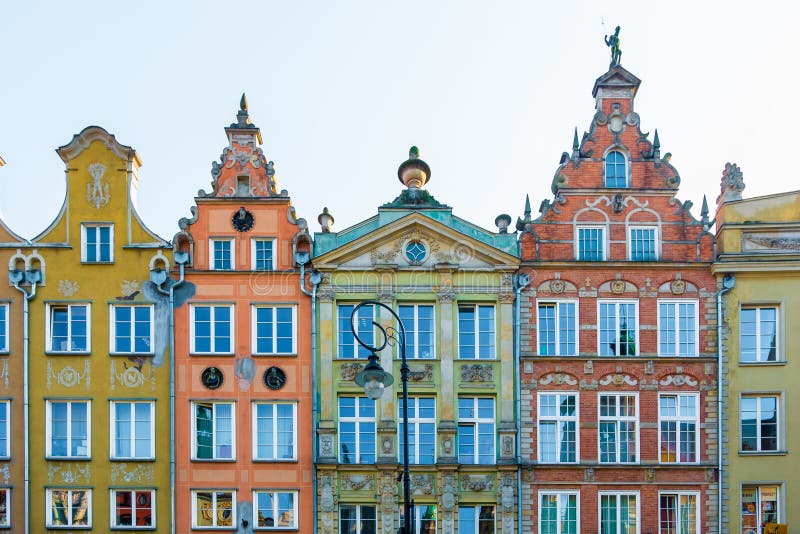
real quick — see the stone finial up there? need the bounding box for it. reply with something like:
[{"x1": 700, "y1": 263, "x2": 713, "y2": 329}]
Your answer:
[
  {"x1": 240, "y1": 93, "x2": 248, "y2": 111},
  {"x1": 234, "y1": 93, "x2": 252, "y2": 128},
  {"x1": 652, "y1": 129, "x2": 661, "y2": 159},
  {"x1": 515, "y1": 194, "x2": 533, "y2": 232},
  {"x1": 495, "y1": 214, "x2": 512, "y2": 233},
  {"x1": 318, "y1": 207, "x2": 334, "y2": 233},
  {"x1": 700, "y1": 195, "x2": 710, "y2": 231},
  {"x1": 397, "y1": 146, "x2": 431, "y2": 189},
  {"x1": 717, "y1": 162, "x2": 745, "y2": 204}
]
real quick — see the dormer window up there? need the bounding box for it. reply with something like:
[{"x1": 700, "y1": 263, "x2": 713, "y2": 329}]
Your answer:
[
  {"x1": 81, "y1": 223, "x2": 113, "y2": 263},
  {"x1": 605, "y1": 150, "x2": 627, "y2": 188}
]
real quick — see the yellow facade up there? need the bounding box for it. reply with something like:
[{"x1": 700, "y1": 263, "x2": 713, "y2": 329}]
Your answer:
[
  {"x1": 21, "y1": 127, "x2": 172, "y2": 531},
  {"x1": 715, "y1": 183, "x2": 800, "y2": 533}
]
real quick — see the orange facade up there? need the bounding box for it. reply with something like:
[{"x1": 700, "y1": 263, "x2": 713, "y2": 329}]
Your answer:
[{"x1": 172, "y1": 99, "x2": 314, "y2": 532}]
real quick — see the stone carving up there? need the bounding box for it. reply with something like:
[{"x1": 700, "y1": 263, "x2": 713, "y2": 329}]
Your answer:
[
  {"x1": 319, "y1": 435, "x2": 334, "y2": 458},
  {"x1": 341, "y1": 363, "x2": 365, "y2": 381},
  {"x1": 411, "y1": 474, "x2": 434, "y2": 495},
  {"x1": 319, "y1": 475, "x2": 335, "y2": 512},
  {"x1": 584, "y1": 360, "x2": 594, "y2": 374},
  {"x1": 442, "y1": 436, "x2": 454, "y2": 456},
  {"x1": 120, "y1": 280, "x2": 141, "y2": 297},
  {"x1": 659, "y1": 374, "x2": 698, "y2": 387},
  {"x1": 539, "y1": 372, "x2": 578, "y2": 386},
  {"x1": 498, "y1": 292, "x2": 516, "y2": 303},
  {"x1": 111, "y1": 463, "x2": 154, "y2": 484},
  {"x1": 598, "y1": 373, "x2": 638, "y2": 386},
  {"x1": 408, "y1": 364, "x2": 433, "y2": 382},
  {"x1": 461, "y1": 474, "x2": 494, "y2": 492},
  {"x1": 461, "y1": 364, "x2": 493, "y2": 382},
  {"x1": 47, "y1": 360, "x2": 90, "y2": 390},
  {"x1": 441, "y1": 474, "x2": 457, "y2": 534},
  {"x1": 380, "y1": 472, "x2": 398, "y2": 534},
  {"x1": 584, "y1": 467, "x2": 595, "y2": 482},
  {"x1": 501, "y1": 475, "x2": 515, "y2": 512},
  {"x1": 341, "y1": 473, "x2": 375, "y2": 491},
  {"x1": 48, "y1": 463, "x2": 90, "y2": 484},
  {"x1": 645, "y1": 468, "x2": 655, "y2": 483},
  {"x1": 610, "y1": 280, "x2": 626, "y2": 294},
  {"x1": 57, "y1": 280, "x2": 79, "y2": 297},
  {"x1": 436, "y1": 286, "x2": 456, "y2": 303},
  {"x1": 645, "y1": 360, "x2": 655, "y2": 375},
  {"x1": 316, "y1": 285, "x2": 335, "y2": 302},
  {"x1": 719, "y1": 162, "x2": 745, "y2": 202},
  {"x1": 86, "y1": 162, "x2": 110, "y2": 209},
  {"x1": 110, "y1": 361, "x2": 155, "y2": 391},
  {"x1": 670, "y1": 280, "x2": 685, "y2": 295},
  {"x1": 381, "y1": 436, "x2": 393, "y2": 456},
  {"x1": 502, "y1": 436, "x2": 514, "y2": 457},
  {"x1": 234, "y1": 356, "x2": 256, "y2": 390},
  {"x1": 604, "y1": 25, "x2": 621, "y2": 67},
  {"x1": 706, "y1": 468, "x2": 716, "y2": 483},
  {"x1": 550, "y1": 279, "x2": 565, "y2": 294},
  {"x1": 743, "y1": 232, "x2": 800, "y2": 251}
]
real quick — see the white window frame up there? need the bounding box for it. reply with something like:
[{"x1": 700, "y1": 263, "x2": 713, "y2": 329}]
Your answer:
[
  {"x1": 400, "y1": 504, "x2": 438, "y2": 534},
  {"x1": 0, "y1": 488, "x2": 8, "y2": 528},
  {"x1": 627, "y1": 225, "x2": 659, "y2": 261},
  {"x1": 209, "y1": 238, "x2": 235, "y2": 271},
  {"x1": 739, "y1": 393, "x2": 781, "y2": 453},
  {"x1": 252, "y1": 490, "x2": 298, "y2": 530},
  {"x1": 339, "y1": 505, "x2": 377, "y2": 534},
  {"x1": 46, "y1": 303, "x2": 91, "y2": 354},
  {"x1": 457, "y1": 397, "x2": 496, "y2": 465},
  {"x1": 109, "y1": 304, "x2": 155, "y2": 355},
  {"x1": 398, "y1": 397, "x2": 436, "y2": 465},
  {"x1": 192, "y1": 401, "x2": 236, "y2": 461},
  {"x1": 191, "y1": 490, "x2": 236, "y2": 529},
  {"x1": 457, "y1": 304, "x2": 496, "y2": 360},
  {"x1": 0, "y1": 401, "x2": 8, "y2": 459},
  {"x1": 46, "y1": 400, "x2": 91, "y2": 459},
  {"x1": 337, "y1": 303, "x2": 374, "y2": 359},
  {"x1": 741, "y1": 485, "x2": 782, "y2": 532},
  {"x1": 46, "y1": 488, "x2": 92, "y2": 528},
  {"x1": 658, "y1": 393, "x2": 700, "y2": 464},
  {"x1": 457, "y1": 505, "x2": 495, "y2": 534},
  {"x1": 597, "y1": 299, "x2": 639, "y2": 356},
  {"x1": 658, "y1": 491, "x2": 700, "y2": 534},
  {"x1": 251, "y1": 305, "x2": 297, "y2": 355},
  {"x1": 598, "y1": 491, "x2": 640, "y2": 534},
  {"x1": 598, "y1": 393, "x2": 639, "y2": 464},
  {"x1": 109, "y1": 488, "x2": 156, "y2": 529},
  {"x1": 537, "y1": 392, "x2": 579, "y2": 464},
  {"x1": 536, "y1": 299, "x2": 579, "y2": 356},
  {"x1": 251, "y1": 238, "x2": 276, "y2": 271},
  {"x1": 740, "y1": 305, "x2": 780, "y2": 362},
  {"x1": 338, "y1": 396, "x2": 376, "y2": 464},
  {"x1": 398, "y1": 303, "x2": 436, "y2": 359},
  {"x1": 538, "y1": 491, "x2": 579, "y2": 534},
  {"x1": 109, "y1": 400, "x2": 155, "y2": 460},
  {"x1": 81, "y1": 223, "x2": 114, "y2": 263},
  {"x1": 252, "y1": 402, "x2": 298, "y2": 461},
  {"x1": 576, "y1": 224, "x2": 606, "y2": 261},
  {"x1": 189, "y1": 304, "x2": 234, "y2": 355},
  {"x1": 604, "y1": 149, "x2": 628, "y2": 188},
  {"x1": 0, "y1": 303, "x2": 8, "y2": 353},
  {"x1": 657, "y1": 299, "x2": 699, "y2": 357}
]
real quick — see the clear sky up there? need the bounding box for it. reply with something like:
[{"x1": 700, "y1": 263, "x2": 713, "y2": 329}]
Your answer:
[{"x1": 1, "y1": 1, "x2": 797, "y2": 241}]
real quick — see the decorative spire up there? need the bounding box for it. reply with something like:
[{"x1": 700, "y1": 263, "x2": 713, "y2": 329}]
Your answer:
[
  {"x1": 516, "y1": 194, "x2": 533, "y2": 232},
  {"x1": 571, "y1": 127, "x2": 581, "y2": 161},
  {"x1": 397, "y1": 145, "x2": 431, "y2": 189},
  {"x1": 524, "y1": 194, "x2": 531, "y2": 219},
  {"x1": 700, "y1": 195, "x2": 711, "y2": 231},
  {"x1": 240, "y1": 93, "x2": 248, "y2": 111},
  {"x1": 233, "y1": 93, "x2": 252, "y2": 128},
  {"x1": 652, "y1": 129, "x2": 661, "y2": 159}
]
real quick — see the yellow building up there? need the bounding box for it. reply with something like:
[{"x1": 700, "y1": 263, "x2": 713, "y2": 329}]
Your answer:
[
  {"x1": 714, "y1": 163, "x2": 800, "y2": 533},
  {"x1": 21, "y1": 127, "x2": 173, "y2": 531}
]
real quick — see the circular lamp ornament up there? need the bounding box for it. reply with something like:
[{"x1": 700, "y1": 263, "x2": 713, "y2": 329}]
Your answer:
[
  {"x1": 232, "y1": 207, "x2": 255, "y2": 232},
  {"x1": 264, "y1": 366, "x2": 287, "y2": 390},
  {"x1": 201, "y1": 367, "x2": 224, "y2": 390}
]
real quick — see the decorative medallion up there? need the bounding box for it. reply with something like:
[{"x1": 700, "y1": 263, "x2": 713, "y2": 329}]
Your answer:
[
  {"x1": 201, "y1": 367, "x2": 224, "y2": 390},
  {"x1": 86, "y1": 162, "x2": 110, "y2": 209},
  {"x1": 405, "y1": 240, "x2": 427, "y2": 264},
  {"x1": 264, "y1": 366, "x2": 287, "y2": 390},
  {"x1": 231, "y1": 207, "x2": 255, "y2": 232},
  {"x1": 550, "y1": 279, "x2": 565, "y2": 294},
  {"x1": 670, "y1": 280, "x2": 685, "y2": 295}
]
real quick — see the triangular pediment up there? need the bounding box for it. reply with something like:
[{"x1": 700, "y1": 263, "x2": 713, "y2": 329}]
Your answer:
[
  {"x1": 313, "y1": 212, "x2": 518, "y2": 270},
  {"x1": 592, "y1": 65, "x2": 642, "y2": 97}
]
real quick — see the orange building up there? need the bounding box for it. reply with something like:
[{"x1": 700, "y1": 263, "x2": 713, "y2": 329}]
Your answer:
[{"x1": 172, "y1": 97, "x2": 315, "y2": 531}]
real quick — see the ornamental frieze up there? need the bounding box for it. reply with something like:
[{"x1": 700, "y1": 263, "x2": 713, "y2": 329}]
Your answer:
[
  {"x1": 408, "y1": 364, "x2": 434, "y2": 382},
  {"x1": 539, "y1": 372, "x2": 578, "y2": 386},
  {"x1": 340, "y1": 473, "x2": 375, "y2": 491},
  {"x1": 340, "y1": 363, "x2": 364, "y2": 381},
  {"x1": 598, "y1": 372, "x2": 638, "y2": 386},
  {"x1": 659, "y1": 373, "x2": 698, "y2": 387},
  {"x1": 460, "y1": 474, "x2": 494, "y2": 492},
  {"x1": 460, "y1": 364, "x2": 493, "y2": 382},
  {"x1": 743, "y1": 231, "x2": 800, "y2": 252}
]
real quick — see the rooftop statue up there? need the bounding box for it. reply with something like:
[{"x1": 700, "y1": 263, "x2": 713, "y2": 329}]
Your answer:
[{"x1": 604, "y1": 25, "x2": 622, "y2": 67}]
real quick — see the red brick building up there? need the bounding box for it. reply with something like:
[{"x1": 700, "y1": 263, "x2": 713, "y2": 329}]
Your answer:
[{"x1": 517, "y1": 64, "x2": 718, "y2": 533}]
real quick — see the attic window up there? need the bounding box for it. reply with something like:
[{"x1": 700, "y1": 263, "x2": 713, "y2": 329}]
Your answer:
[
  {"x1": 604, "y1": 150, "x2": 627, "y2": 188},
  {"x1": 236, "y1": 176, "x2": 250, "y2": 196},
  {"x1": 405, "y1": 241, "x2": 427, "y2": 264}
]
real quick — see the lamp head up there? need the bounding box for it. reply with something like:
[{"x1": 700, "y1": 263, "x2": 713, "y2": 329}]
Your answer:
[{"x1": 354, "y1": 352, "x2": 394, "y2": 400}]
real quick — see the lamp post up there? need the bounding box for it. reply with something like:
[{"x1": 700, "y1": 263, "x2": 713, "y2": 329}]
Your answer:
[{"x1": 350, "y1": 300, "x2": 411, "y2": 534}]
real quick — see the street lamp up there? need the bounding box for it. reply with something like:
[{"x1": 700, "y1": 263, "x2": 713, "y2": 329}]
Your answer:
[{"x1": 350, "y1": 300, "x2": 412, "y2": 534}]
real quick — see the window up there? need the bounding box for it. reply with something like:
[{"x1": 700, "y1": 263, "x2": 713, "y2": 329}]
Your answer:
[
  {"x1": 399, "y1": 304, "x2": 435, "y2": 359},
  {"x1": 252, "y1": 239, "x2": 275, "y2": 271},
  {"x1": 628, "y1": 226, "x2": 657, "y2": 260},
  {"x1": 111, "y1": 401, "x2": 154, "y2": 459},
  {"x1": 0, "y1": 488, "x2": 8, "y2": 527},
  {"x1": 210, "y1": 238, "x2": 234, "y2": 270},
  {"x1": 599, "y1": 300, "x2": 637, "y2": 356},
  {"x1": 401, "y1": 504, "x2": 437, "y2": 533},
  {"x1": 538, "y1": 393, "x2": 578, "y2": 463},
  {"x1": 577, "y1": 226, "x2": 605, "y2": 261},
  {"x1": 253, "y1": 306, "x2": 296, "y2": 354},
  {"x1": 399, "y1": 397, "x2": 436, "y2": 464},
  {"x1": 539, "y1": 492, "x2": 578, "y2": 534},
  {"x1": 0, "y1": 303, "x2": 7, "y2": 352},
  {"x1": 741, "y1": 486, "x2": 780, "y2": 533},
  {"x1": 659, "y1": 492, "x2": 698, "y2": 534},
  {"x1": 339, "y1": 397, "x2": 375, "y2": 464},
  {"x1": 659, "y1": 394, "x2": 698, "y2": 463},
  {"x1": 458, "y1": 397, "x2": 495, "y2": 464},
  {"x1": 192, "y1": 490, "x2": 235, "y2": 529},
  {"x1": 253, "y1": 490, "x2": 297, "y2": 529},
  {"x1": 47, "y1": 489, "x2": 91, "y2": 527},
  {"x1": 658, "y1": 300, "x2": 698, "y2": 357},
  {"x1": 111, "y1": 489, "x2": 155, "y2": 528},
  {"x1": 599, "y1": 394, "x2": 637, "y2": 463},
  {"x1": 81, "y1": 224, "x2": 113, "y2": 262},
  {"x1": 340, "y1": 505, "x2": 376, "y2": 534},
  {"x1": 605, "y1": 150, "x2": 627, "y2": 187},
  {"x1": 46, "y1": 400, "x2": 90, "y2": 458},
  {"x1": 191, "y1": 305, "x2": 233, "y2": 354},
  {"x1": 253, "y1": 402, "x2": 296, "y2": 460},
  {"x1": 740, "y1": 306, "x2": 778, "y2": 362},
  {"x1": 538, "y1": 301, "x2": 577, "y2": 356},
  {"x1": 458, "y1": 505, "x2": 494, "y2": 534},
  {"x1": 111, "y1": 305, "x2": 154, "y2": 354},
  {"x1": 0, "y1": 402, "x2": 8, "y2": 458},
  {"x1": 47, "y1": 303, "x2": 90, "y2": 353},
  {"x1": 599, "y1": 492, "x2": 638, "y2": 534},
  {"x1": 192, "y1": 401, "x2": 235, "y2": 460},
  {"x1": 458, "y1": 305, "x2": 495, "y2": 359},
  {"x1": 740, "y1": 395, "x2": 779, "y2": 452},
  {"x1": 338, "y1": 304, "x2": 374, "y2": 359}
]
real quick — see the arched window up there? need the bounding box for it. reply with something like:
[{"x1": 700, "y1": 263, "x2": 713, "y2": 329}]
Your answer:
[{"x1": 605, "y1": 150, "x2": 627, "y2": 187}]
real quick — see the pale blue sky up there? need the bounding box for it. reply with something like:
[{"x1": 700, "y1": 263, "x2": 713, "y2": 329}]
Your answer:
[{"x1": 1, "y1": 1, "x2": 797, "y2": 241}]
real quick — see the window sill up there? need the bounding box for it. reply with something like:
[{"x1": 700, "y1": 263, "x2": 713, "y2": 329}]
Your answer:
[
  {"x1": 252, "y1": 459, "x2": 298, "y2": 463},
  {"x1": 110, "y1": 527, "x2": 157, "y2": 531},
  {"x1": 111, "y1": 457, "x2": 156, "y2": 462},
  {"x1": 45, "y1": 351, "x2": 91, "y2": 356},
  {"x1": 738, "y1": 450, "x2": 788, "y2": 456},
  {"x1": 253, "y1": 354, "x2": 298, "y2": 358},
  {"x1": 191, "y1": 458, "x2": 237, "y2": 463},
  {"x1": 109, "y1": 353, "x2": 155, "y2": 357},
  {"x1": 46, "y1": 525, "x2": 93, "y2": 530},
  {"x1": 81, "y1": 261, "x2": 114, "y2": 265},
  {"x1": 737, "y1": 361, "x2": 786, "y2": 366},
  {"x1": 47, "y1": 456, "x2": 92, "y2": 461},
  {"x1": 190, "y1": 353, "x2": 235, "y2": 357}
]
